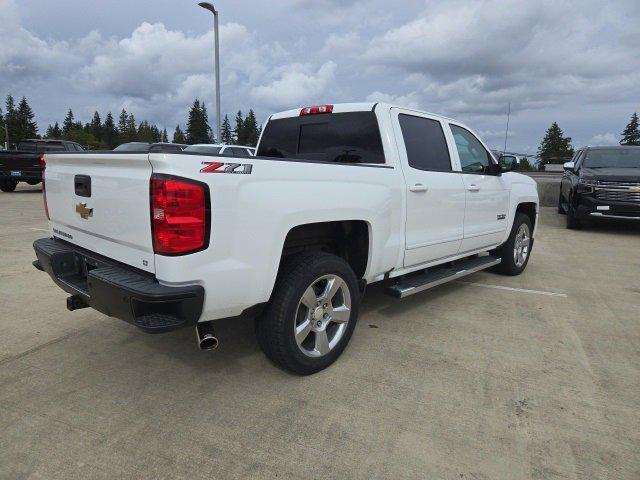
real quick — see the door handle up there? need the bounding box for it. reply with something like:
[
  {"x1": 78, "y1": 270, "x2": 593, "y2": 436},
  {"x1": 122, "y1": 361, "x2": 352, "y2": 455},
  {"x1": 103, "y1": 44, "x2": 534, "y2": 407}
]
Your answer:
[
  {"x1": 409, "y1": 184, "x2": 428, "y2": 193},
  {"x1": 467, "y1": 184, "x2": 480, "y2": 192}
]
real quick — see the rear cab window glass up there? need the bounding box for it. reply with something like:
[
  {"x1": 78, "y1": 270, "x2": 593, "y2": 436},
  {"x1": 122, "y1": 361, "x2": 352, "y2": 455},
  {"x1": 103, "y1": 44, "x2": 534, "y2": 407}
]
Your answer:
[
  {"x1": 230, "y1": 147, "x2": 250, "y2": 157},
  {"x1": 257, "y1": 112, "x2": 385, "y2": 164},
  {"x1": 399, "y1": 114, "x2": 451, "y2": 172},
  {"x1": 450, "y1": 125, "x2": 494, "y2": 173}
]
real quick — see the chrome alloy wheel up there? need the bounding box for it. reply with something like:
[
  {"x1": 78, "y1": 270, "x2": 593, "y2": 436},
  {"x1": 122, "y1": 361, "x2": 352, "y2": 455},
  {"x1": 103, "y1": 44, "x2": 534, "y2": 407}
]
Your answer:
[
  {"x1": 294, "y1": 274, "x2": 352, "y2": 358},
  {"x1": 513, "y1": 223, "x2": 531, "y2": 268}
]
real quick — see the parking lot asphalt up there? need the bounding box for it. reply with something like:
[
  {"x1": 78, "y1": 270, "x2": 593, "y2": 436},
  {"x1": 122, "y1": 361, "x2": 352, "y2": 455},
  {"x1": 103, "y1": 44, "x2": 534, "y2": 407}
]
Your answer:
[{"x1": 1, "y1": 184, "x2": 639, "y2": 480}]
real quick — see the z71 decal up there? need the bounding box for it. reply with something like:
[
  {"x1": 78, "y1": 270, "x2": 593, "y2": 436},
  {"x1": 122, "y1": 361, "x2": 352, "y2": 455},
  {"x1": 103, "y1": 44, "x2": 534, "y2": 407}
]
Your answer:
[{"x1": 200, "y1": 162, "x2": 253, "y2": 174}]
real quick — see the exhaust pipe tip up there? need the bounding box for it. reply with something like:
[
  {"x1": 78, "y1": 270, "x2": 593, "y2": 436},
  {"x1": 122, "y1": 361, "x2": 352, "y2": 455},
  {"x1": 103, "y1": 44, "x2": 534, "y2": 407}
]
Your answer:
[
  {"x1": 196, "y1": 322, "x2": 218, "y2": 350},
  {"x1": 199, "y1": 333, "x2": 219, "y2": 350}
]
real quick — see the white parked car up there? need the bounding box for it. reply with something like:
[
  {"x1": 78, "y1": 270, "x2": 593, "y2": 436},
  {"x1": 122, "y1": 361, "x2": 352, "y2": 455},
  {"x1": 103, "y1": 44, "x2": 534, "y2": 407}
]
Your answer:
[
  {"x1": 33, "y1": 103, "x2": 538, "y2": 374},
  {"x1": 183, "y1": 144, "x2": 255, "y2": 157}
]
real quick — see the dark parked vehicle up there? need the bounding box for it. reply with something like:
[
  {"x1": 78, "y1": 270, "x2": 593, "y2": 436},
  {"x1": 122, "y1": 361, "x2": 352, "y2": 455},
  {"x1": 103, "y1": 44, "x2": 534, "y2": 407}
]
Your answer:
[
  {"x1": 559, "y1": 146, "x2": 640, "y2": 228},
  {"x1": 0, "y1": 139, "x2": 84, "y2": 192},
  {"x1": 114, "y1": 142, "x2": 187, "y2": 153}
]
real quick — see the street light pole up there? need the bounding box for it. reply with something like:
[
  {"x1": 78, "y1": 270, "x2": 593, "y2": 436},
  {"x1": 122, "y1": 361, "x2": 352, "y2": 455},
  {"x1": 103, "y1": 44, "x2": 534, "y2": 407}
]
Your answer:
[{"x1": 198, "y1": 2, "x2": 221, "y2": 143}]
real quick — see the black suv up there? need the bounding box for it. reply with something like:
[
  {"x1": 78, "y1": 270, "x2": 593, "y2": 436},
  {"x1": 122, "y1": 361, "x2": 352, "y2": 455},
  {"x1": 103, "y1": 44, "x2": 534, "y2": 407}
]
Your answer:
[{"x1": 558, "y1": 146, "x2": 640, "y2": 228}]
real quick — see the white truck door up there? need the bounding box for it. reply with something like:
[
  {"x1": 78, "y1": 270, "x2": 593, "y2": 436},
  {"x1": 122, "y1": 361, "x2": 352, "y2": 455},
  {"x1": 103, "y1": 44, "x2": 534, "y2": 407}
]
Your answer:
[
  {"x1": 446, "y1": 122, "x2": 509, "y2": 251},
  {"x1": 392, "y1": 108, "x2": 466, "y2": 267}
]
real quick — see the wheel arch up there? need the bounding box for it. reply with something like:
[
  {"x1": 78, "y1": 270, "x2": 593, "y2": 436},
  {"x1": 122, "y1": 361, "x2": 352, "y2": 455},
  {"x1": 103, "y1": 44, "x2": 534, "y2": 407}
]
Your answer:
[
  {"x1": 278, "y1": 220, "x2": 372, "y2": 281},
  {"x1": 516, "y1": 202, "x2": 537, "y2": 231}
]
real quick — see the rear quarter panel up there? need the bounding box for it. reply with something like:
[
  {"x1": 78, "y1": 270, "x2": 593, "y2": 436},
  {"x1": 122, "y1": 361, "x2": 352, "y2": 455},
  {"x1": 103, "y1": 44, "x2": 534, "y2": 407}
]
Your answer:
[{"x1": 149, "y1": 153, "x2": 403, "y2": 321}]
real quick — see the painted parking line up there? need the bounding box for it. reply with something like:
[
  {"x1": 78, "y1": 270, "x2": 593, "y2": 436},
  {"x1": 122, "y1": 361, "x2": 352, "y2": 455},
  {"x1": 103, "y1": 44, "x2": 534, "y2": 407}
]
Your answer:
[{"x1": 456, "y1": 281, "x2": 568, "y2": 298}]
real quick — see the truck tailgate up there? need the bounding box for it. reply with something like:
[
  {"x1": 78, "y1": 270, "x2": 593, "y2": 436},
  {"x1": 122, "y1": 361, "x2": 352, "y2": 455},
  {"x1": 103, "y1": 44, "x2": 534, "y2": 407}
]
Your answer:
[{"x1": 45, "y1": 153, "x2": 155, "y2": 273}]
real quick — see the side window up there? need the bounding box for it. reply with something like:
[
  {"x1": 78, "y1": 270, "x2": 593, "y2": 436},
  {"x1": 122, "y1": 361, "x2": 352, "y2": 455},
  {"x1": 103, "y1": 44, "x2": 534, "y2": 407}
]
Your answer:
[
  {"x1": 399, "y1": 114, "x2": 451, "y2": 172},
  {"x1": 450, "y1": 125, "x2": 493, "y2": 174},
  {"x1": 574, "y1": 150, "x2": 585, "y2": 168}
]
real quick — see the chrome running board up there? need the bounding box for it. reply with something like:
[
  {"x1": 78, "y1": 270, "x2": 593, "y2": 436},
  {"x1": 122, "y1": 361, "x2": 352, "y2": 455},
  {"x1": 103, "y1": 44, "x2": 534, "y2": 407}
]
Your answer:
[{"x1": 386, "y1": 255, "x2": 501, "y2": 299}]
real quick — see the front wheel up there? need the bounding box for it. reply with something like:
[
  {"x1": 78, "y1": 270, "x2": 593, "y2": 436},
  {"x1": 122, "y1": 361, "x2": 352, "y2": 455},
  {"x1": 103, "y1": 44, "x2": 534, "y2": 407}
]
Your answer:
[
  {"x1": 557, "y1": 189, "x2": 566, "y2": 214},
  {"x1": 492, "y1": 212, "x2": 533, "y2": 276},
  {"x1": 255, "y1": 252, "x2": 360, "y2": 375},
  {"x1": 0, "y1": 180, "x2": 17, "y2": 192},
  {"x1": 566, "y1": 200, "x2": 582, "y2": 229}
]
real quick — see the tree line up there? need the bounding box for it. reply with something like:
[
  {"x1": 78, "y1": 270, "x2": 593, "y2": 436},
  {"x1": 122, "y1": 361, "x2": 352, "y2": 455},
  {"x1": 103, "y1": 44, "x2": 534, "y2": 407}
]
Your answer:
[{"x1": 0, "y1": 95, "x2": 262, "y2": 150}]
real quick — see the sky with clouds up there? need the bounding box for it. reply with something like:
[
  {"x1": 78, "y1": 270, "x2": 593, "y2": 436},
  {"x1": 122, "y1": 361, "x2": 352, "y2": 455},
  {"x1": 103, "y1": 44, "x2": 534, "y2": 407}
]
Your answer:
[{"x1": 1, "y1": 0, "x2": 639, "y2": 153}]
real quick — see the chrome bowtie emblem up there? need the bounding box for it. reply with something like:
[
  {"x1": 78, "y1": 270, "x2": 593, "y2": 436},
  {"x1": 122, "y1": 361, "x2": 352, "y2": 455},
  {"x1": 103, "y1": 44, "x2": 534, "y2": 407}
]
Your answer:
[{"x1": 75, "y1": 202, "x2": 93, "y2": 219}]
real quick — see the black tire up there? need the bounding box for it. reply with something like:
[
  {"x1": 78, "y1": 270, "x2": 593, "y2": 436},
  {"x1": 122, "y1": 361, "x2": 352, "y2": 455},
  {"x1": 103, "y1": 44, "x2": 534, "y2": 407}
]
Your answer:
[
  {"x1": 492, "y1": 212, "x2": 533, "y2": 276},
  {"x1": 0, "y1": 180, "x2": 17, "y2": 192},
  {"x1": 566, "y1": 198, "x2": 582, "y2": 229},
  {"x1": 557, "y1": 190, "x2": 566, "y2": 214},
  {"x1": 255, "y1": 251, "x2": 360, "y2": 375}
]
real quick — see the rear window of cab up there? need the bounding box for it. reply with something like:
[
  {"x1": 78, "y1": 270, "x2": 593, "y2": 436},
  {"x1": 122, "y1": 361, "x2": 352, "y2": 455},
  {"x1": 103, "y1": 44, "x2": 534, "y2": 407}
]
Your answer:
[{"x1": 257, "y1": 112, "x2": 385, "y2": 164}]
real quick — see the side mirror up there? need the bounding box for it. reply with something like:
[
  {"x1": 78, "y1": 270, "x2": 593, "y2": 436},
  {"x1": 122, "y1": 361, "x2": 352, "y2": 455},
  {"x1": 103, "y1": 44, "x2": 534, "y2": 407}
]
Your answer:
[
  {"x1": 499, "y1": 155, "x2": 518, "y2": 172},
  {"x1": 563, "y1": 161, "x2": 575, "y2": 172}
]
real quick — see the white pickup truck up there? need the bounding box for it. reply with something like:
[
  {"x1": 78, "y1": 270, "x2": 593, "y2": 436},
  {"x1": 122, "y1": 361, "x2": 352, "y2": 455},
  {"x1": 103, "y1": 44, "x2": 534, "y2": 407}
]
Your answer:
[{"x1": 33, "y1": 103, "x2": 538, "y2": 374}]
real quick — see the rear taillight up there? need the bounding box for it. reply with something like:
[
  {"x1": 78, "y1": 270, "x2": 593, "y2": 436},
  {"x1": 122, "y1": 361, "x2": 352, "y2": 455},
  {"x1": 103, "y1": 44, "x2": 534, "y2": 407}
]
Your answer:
[
  {"x1": 150, "y1": 175, "x2": 209, "y2": 255},
  {"x1": 40, "y1": 154, "x2": 49, "y2": 220},
  {"x1": 300, "y1": 104, "x2": 334, "y2": 116}
]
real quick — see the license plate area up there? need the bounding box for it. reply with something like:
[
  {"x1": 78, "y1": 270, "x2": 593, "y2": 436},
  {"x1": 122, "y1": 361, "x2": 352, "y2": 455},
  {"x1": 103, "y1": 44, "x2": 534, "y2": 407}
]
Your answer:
[
  {"x1": 10, "y1": 171, "x2": 21, "y2": 176},
  {"x1": 53, "y1": 252, "x2": 104, "y2": 296}
]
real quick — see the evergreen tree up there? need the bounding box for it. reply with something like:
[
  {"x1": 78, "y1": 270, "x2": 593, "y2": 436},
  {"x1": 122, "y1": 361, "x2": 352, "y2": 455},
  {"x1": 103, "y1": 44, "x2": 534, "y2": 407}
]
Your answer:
[
  {"x1": 90, "y1": 111, "x2": 102, "y2": 142},
  {"x1": 45, "y1": 122, "x2": 62, "y2": 139},
  {"x1": 243, "y1": 109, "x2": 259, "y2": 147},
  {"x1": 62, "y1": 109, "x2": 76, "y2": 138},
  {"x1": 537, "y1": 122, "x2": 574, "y2": 167},
  {"x1": 5, "y1": 95, "x2": 20, "y2": 146},
  {"x1": 172, "y1": 125, "x2": 186, "y2": 144},
  {"x1": 233, "y1": 110, "x2": 245, "y2": 145},
  {"x1": 186, "y1": 99, "x2": 212, "y2": 144},
  {"x1": 118, "y1": 109, "x2": 128, "y2": 138},
  {"x1": 620, "y1": 113, "x2": 640, "y2": 146},
  {"x1": 151, "y1": 125, "x2": 161, "y2": 143},
  {"x1": 16, "y1": 97, "x2": 38, "y2": 139},
  {"x1": 0, "y1": 106, "x2": 5, "y2": 147},
  {"x1": 201, "y1": 103, "x2": 214, "y2": 143},
  {"x1": 220, "y1": 114, "x2": 233, "y2": 144},
  {"x1": 161, "y1": 128, "x2": 169, "y2": 143},
  {"x1": 126, "y1": 114, "x2": 137, "y2": 142},
  {"x1": 102, "y1": 112, "x2": 119, "y2": 149}
]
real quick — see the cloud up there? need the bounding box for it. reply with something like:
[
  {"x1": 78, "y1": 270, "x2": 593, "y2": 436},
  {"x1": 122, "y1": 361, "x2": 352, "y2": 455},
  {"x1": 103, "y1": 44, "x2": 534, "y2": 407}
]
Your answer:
[
  {"x1": 588, "y1": 133, "x2": 619, "y2": 146},
  {"x1": 365, "y1": 91, "x2": 422, "y2": 109},
  {"x1": 363, "y1": 0, "x2": 640, "y2": 117},
  {"x1": 1, "y1": 0, "x2": 639, "y2": 153},
  {"x1": 250, "y1": 61, "x2": 337, "y2": 110},
  {"x1": 321, "y1": 32, "x2": 360, "y2": 56}
]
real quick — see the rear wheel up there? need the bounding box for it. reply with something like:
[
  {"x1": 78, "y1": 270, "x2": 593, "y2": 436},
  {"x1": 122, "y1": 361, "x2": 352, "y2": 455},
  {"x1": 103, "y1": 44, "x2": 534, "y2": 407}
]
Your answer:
[
  {"x1": 255, "y1": 252, "x2": 359, "y2": 375},
  {"x1": 0, "y1": 180, "x2": 17, "y2": 192},
  {"x1": 492, "y1": 212, "x2": 533, "y2": 276}
]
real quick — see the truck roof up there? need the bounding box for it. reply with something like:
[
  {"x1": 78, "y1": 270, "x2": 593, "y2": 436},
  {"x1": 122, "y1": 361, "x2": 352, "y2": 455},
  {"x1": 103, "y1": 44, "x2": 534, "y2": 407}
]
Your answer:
[
  {"x1": 20, "y1": 139, "x2": 77, "y2": 144},
  {"x1": 269, "y1": 102, "x2": 457, "y2": 123}
]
